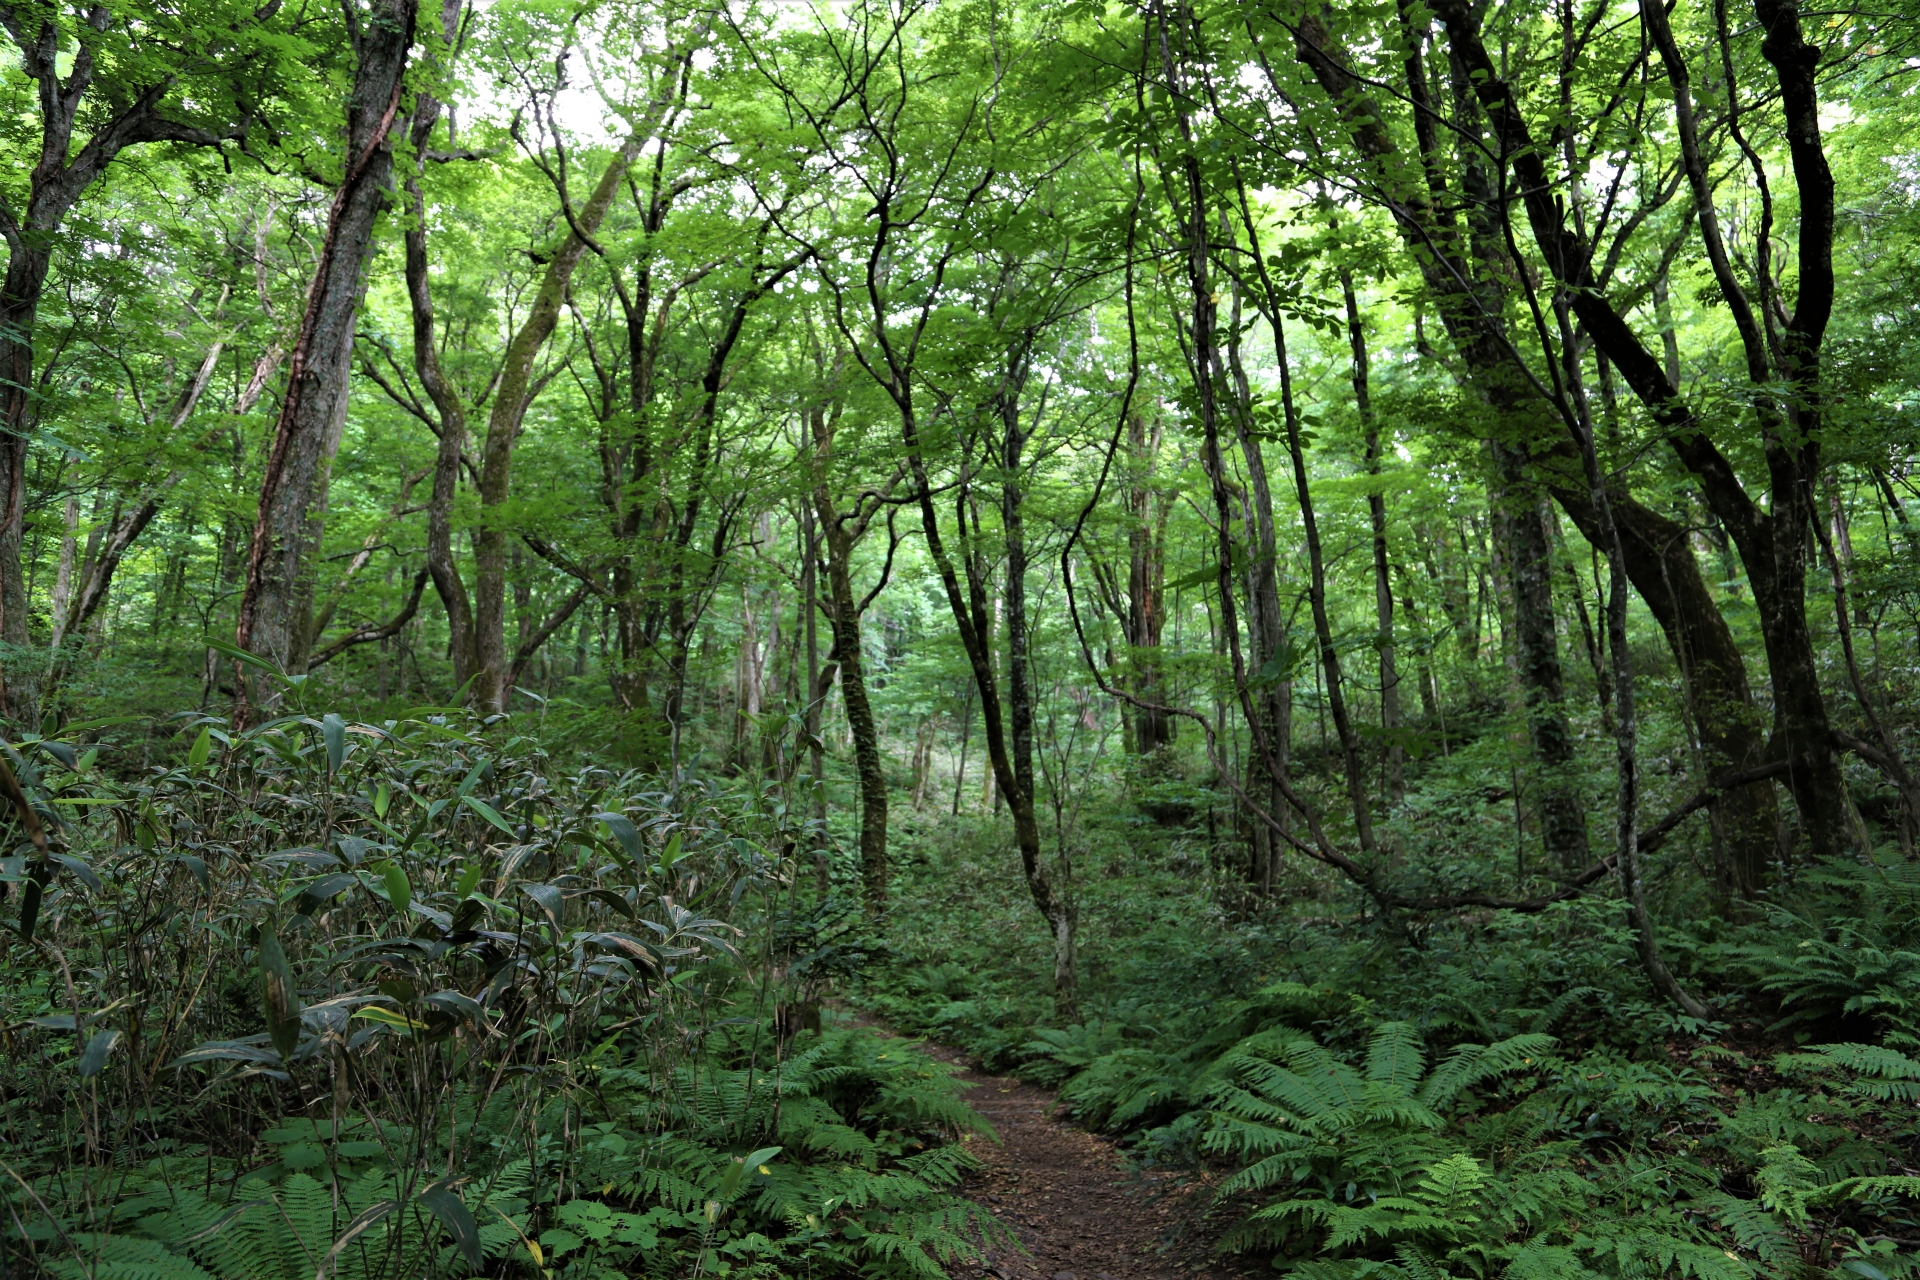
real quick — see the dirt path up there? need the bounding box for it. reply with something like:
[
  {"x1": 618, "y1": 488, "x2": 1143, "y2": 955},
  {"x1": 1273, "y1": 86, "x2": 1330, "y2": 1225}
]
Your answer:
[{"x1": 908, "y1": 1040, "x2": 1257, "y2": 1280}]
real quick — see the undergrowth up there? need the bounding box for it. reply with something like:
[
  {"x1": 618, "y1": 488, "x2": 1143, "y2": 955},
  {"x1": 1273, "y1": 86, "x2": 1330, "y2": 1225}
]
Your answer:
[
  {"x1": 1, "y1": 698, "x2": 1004, "y2": 1279},
  {"x1": 864, "y1": 793, "x2": 1920, "y2": 1278}
]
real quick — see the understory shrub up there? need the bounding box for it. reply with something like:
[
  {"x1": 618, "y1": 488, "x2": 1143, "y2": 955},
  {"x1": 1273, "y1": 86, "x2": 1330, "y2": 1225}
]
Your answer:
[{"x1": 3, "y1": 706, "x2": 1003, "y2": 1279}]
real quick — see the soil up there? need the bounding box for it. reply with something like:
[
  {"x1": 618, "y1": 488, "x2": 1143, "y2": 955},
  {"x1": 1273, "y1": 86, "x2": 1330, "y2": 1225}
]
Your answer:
[{"x1": 906, "y1": 1038, "x2": 1264, "y2": 1280}]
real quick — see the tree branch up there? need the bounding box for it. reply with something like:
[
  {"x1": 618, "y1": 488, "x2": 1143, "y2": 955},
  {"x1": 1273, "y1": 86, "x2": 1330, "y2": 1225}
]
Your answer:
[{"x1": 306, "y1": 568, "x2": 430, "y2": 669}]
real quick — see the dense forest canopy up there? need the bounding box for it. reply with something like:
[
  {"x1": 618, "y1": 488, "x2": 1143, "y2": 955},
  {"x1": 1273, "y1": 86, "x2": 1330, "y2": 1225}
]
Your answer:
[{"x1": 7, "y1": 0, "x2": 1920, "y2": 1274}]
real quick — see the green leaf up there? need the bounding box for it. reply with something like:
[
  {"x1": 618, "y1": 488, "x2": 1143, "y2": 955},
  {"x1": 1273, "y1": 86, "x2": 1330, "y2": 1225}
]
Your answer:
[
  {"x1": 293, "y1": 872, "x2": 358, "y2": 916},
  {"x1": 593, "y1": 811, "x2": 644, "y2": 862},
  {"x1": 456, "y1": 761, "x2": 486, "y2": 797},
  {"x1": 419, "y1": 1178, "x2": 483, "y2": 1270},
  {"x1": 77, "y1": 1027, "x2": 122, "y2": 1077},
  {"x1": 316, "y1": 1198, "x2": 397, "y2": 1280},
  {"x1": 584, "y1": 887, "x2": 635, "y2": 919},
  {"x1": 657, "y1": 830, "x2": 685, "y2": 880},
  {"x1": 322, "y1": 713, "x2": 346, "y2": 774},
  {"x1": 379, "y1": 861, "x2": 411, "y2": 915},
  {"x1": 259, "y1": 927, "x2": 301, "y2": 1060},
  {"x1": 206, "y1": 637, "x2": 284, "y2": 679},
  {"x1": 52, "y1": 853, "x2": 101, "y2": 892},
  {"x1": 716, "y1": 1146, "x2": 783, "y2": 1200},
  {"x1": 187, "y1": 725, "x2": 212, "y2": 767},
  {"x1": 462, "y1": 795, "x2": 515, "y2": 835},
  {"x1": 1164, "y1": 561, "x2": 1222, "y2": 592},
  {"x1": 396, "y1": 798, "x2": 448, "y2": 855},
  {"x1": 520, "y1": 882, "x2": 563, "y2": 923}
]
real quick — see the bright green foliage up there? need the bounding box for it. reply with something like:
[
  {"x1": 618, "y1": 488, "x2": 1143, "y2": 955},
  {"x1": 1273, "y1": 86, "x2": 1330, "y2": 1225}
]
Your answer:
[
  {"x1": 6, "y1": 0, "x2": 1920, "y2": 1274},
  {"x1": 126, "y1": 1172, "x2": 409, "y2": 1280},
  {"x1": 867, "y1": 830, "x2": 1920, "y2": 1278}
]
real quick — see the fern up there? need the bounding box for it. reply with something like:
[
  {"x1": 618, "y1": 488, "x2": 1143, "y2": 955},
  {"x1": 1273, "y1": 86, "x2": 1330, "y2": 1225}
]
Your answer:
[
  {"x1": 44, "y1": 1234, "x2": 219, "y2": 1280},
  {"x1": 1367, "y1": 1021, "x2": 1429, "y2": 1094},
  {"x1": 137, "y1": 1171, "x2": 409, "y2": 1280},
  {"x1": 1786, "y1": 1041, "x2": 1920, "y2": 1102},
  {"x1": 1695, "y1": 1191, "x2": 1797, "y2": 1267}
]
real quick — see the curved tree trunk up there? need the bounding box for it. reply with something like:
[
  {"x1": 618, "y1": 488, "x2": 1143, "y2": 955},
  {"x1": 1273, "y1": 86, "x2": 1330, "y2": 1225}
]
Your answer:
[
  {"x1": 1432, "y1": 0, "x2": 1859, "y2": 860},
  {"x1": 402, "y1": 2, "x2": 477, "y2": 695},
  {"x1": 471, "y1": 136, "x2": 641, "y2": 714},
  {"x1": 3, "y1": 10, "x2": 250, "y2": 725},
  {"x1": 1555, "y1": 486, "x2": 1780, "y2": 894}
]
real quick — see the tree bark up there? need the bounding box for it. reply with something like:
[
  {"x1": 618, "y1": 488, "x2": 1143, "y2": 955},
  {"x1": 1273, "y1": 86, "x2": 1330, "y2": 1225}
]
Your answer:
[
  {"x1": 1554, "y1": 486, "x2": 1780, "y2": 893},
  {"x1": 1493, "y1": 446, "x2": 1590, "y2": 871},
  {"x1": 1280, "y1": 4, "x2": 1824, "y2": 875},
  {"x1": 1124, "y1": 410, "x2": 1176, "y2": 754},
  {"x1": 471, "y1": 135, "x2": 641, "y2": 714},
  {"x1": 1219, "y1": 255, "x2": 1300, "y2": 869},
  {"x1": 806, "y1": 398, "x2": 893, "y2": 914},
  {"x1": 402, "y1": 2, "x2": 477, "y2": 695},
  {"x1": 1432, "y1": 0, "x2": 1857, "y2": 860},
  {"x1": 1222, "y1": 186, "x2": 1377, "y2": 858},
  {"x1": 1344, "y1": 270, "x2": 1405, "y2": 808},
  {"x1": 235, "y1": 0, "x2": 420, "y2": 720},
  {"x1": 996, "y1": 356, "x2": 1075, "y2": 1004}
]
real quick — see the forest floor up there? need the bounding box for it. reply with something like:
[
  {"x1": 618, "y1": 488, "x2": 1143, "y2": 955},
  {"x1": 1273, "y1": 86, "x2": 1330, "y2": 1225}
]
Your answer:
[{"x1": 854, "y1": 1017, "x2": 1261, "y2": 1280}]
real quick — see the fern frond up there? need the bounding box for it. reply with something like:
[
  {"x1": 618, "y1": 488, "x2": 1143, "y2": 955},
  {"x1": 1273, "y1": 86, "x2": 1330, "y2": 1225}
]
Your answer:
[
  {"x1": 46, "y1": 1234, "x2": 219, "y2": 1280},
  {"x1": 1694, "y1": 1191, "x2": 1794, "y2": 1267},
  {"x1": 1366, "y1": 1022, "x2": 1428, "y2": 1094},
  {"x1": 1417, "y1": 1034, "x2": 1553, "y2": 1111},
  {"x1": 1793, "y1": 1042, "x2": 1920, "y2": 1102}
]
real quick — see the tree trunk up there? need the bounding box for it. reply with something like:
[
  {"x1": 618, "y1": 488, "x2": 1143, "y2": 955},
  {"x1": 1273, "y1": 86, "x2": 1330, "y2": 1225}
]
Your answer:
[
  {"x1": 1492, "y1": 446, "x2": 1590, "y2": 872},
  {"x1": 808, "y1": 405, "x2": 889, "y2": 913},
  {"x1": 2, "y1": 4, "x2": 271, "y2": 724},
  {"x1": 1219, "y1": 270, "x2": 1299, "y2": 869},
  {"x1": 1344, "y1": 270, "x2": 1405, "y2": 808},
  {"x1": 471, "y1": 138, "x2": 641, "y2": 714},
  {"x1": 0, "y1": 258, "x2": 50, "y2": 721},
  {"x1": 1000, "y1": 372, "x2": 1074, "y2": 1009},
  {"x1": 1124, "y1": 410, "x2": 1176, "y2": 753},
  {"x1": 802, "y1": 507, "x2": 830, "y2": 892},
  {"x1": 1555, "y1": 487, "x2": 1779, "y2": 893},
  {"x1": 1290, "y1": 2, "x2": 1786, "y2": 878},
  {"x1": 1434, "y1": 0, "x2": 1858, "y2": 861},
  {"x1": 1224, "y1": 195, "x2": 1376, "y2": 858},
  {"x1": 402, "y1": 10, "x2": 477, "y2": 696},
  {"x1": 235, "y1": 0, "x2": 420, "y2": 719},
  {"x1": 900, "y1": 384, "x2": 1069, "y2": 1014}
]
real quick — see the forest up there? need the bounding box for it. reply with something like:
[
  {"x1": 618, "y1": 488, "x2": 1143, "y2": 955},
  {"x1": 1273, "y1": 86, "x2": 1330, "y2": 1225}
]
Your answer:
[{"x1": 4, "y1": 0, "x2": 1920, "y2": 1274}]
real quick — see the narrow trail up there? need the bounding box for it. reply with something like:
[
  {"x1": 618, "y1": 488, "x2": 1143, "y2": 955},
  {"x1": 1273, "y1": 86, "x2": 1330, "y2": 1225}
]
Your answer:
[{"x1": 904, "y1": 1037, "x2": 1261, "y2": 1280}]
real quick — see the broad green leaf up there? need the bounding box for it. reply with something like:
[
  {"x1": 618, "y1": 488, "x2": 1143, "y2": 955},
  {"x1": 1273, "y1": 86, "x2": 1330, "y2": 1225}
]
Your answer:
[
  {"x1": 258, "y1": 927, "x2": 301, "y2": 1060},
  {"x1": 379, "y1": 860, "x2": 411, "y2": 914},
  {"x1": 77, "y1": 1027, "x2": 122, "y2": 1077},
  {"x1": 321, "y1": 712, "x2": 346, "y2": 773},
  {"x1": 594, "y1": 811, "x2": 644, "y2": 863},
  {"x1": 462, "y1": 794, "x2": 515, "y2": 835},
  {"x1": 419, "y1": 1178, "x2": 483, "y2": 1269}
]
